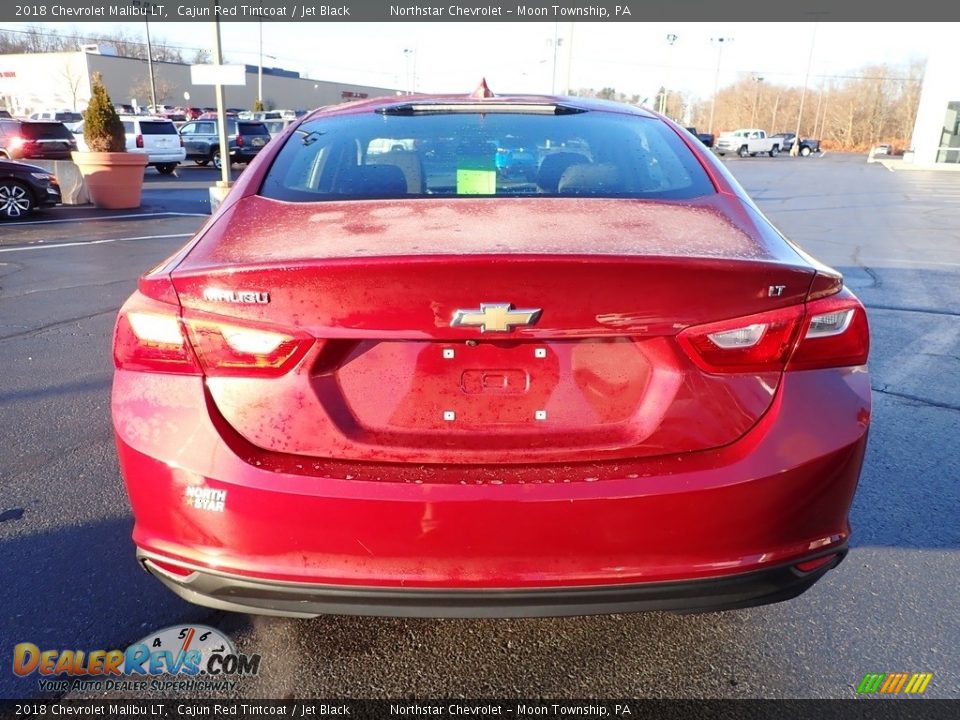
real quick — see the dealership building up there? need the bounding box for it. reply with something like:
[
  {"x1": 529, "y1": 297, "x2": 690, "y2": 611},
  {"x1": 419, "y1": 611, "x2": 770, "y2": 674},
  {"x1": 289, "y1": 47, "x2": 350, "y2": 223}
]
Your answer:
[
  {"x1": 908, "y1": 41, "x2": 958, "y2": 165},
  {"x1": 0, "y1": 48, "x2": 397, "y2": 116}
]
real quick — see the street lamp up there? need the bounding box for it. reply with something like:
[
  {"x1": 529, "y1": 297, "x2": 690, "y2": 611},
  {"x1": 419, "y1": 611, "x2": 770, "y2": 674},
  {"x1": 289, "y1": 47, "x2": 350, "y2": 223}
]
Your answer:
[
  {"x1": 795, "y1": 22, "x2": 818, "y2": 140},
  {"x1": 258, "y1": 21, "x2": 263, "y2": 109},
  {"x1": 708, "y1": 37, "x2": 733, "y2": 136},
  {"x1": 548, "y1": 24, "x2": 563, "y2": 95},
  {"x1": 750, "y1": 75, "x2": 764, "y2": 127},
  {"x1": 403, "y1": 48, "x2": 416, "y2": 94},
  {"x1": 659, "y1": 33, "x2": 678, "y2": 116},
  {"x1": 144, "y1": 20, "x2": 157, "y2": 111}
]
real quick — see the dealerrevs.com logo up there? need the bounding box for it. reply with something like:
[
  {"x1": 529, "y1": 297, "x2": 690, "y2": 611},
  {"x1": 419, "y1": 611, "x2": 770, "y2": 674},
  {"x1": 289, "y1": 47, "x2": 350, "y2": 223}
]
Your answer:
[{"x1": 13, "y1": 625, "x2": 261, "y2": 693}]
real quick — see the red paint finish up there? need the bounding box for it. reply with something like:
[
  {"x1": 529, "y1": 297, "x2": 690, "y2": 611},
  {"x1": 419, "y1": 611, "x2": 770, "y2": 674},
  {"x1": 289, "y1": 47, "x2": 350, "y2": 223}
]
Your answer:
[
  {"x1": 113, "y1": 368, "x2": 869, "y2": 588},
  {"x1": 112, "y1": 92, "x2": 871, "y2": 613}
]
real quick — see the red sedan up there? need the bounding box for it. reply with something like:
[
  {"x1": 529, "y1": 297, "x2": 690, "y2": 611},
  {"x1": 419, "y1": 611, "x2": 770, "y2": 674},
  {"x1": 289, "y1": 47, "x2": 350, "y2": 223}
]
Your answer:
[{"x1": 112, "y1": 86, "x2": 870, "y2": 617}]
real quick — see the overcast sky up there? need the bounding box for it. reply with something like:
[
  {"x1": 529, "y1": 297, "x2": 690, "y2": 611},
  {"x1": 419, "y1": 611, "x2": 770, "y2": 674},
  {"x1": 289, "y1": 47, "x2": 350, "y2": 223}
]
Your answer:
[{"x1": 2, "y1": 21, "x2": 945, "y2": 102}]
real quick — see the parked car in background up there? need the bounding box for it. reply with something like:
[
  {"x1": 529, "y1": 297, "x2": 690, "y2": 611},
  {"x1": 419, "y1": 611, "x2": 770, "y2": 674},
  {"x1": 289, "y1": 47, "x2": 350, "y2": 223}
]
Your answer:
[
  {"x1": 28, "y1": 110, "x2": 84, "y2": 124},
  {"x1": 872, "y1": 144, "x2": 892, "y2": 156},
  {"x1": 715, "y1": 128, "x2": 781, "y2": 157},
  {"x1": 685, "y1": 127, "x2": 715, "y2": 148},
  {"x1": 263, "y1": 118, "x2": 296, "y2": 138},
  {"x1": 73, "y1": 115, "x2": 186, "y2": 174},
  {"x1": 0, "y1": 109, "x2": 12, "y2": 119},
  {"x1": 771, "y1": 133, "x2": 822, "y2": 157},
  {"x1": 0, "y1": 158, "x2": 62, "y2": 219},
  {"x1": 178, "y1": 118, "x2": 271, "y2": 169},
  {"x1": 0, "y1": 120, "x2": 77, "y2": 161},
  {"x1": 197, "y1": 111, "x2": 238, "y2": 120},
  {"x1": 113, "y1": 88, "x2": 871, "y2": 618},
  {"x1": 175, "y1": 106, "x2": 202, "y2": 120}
]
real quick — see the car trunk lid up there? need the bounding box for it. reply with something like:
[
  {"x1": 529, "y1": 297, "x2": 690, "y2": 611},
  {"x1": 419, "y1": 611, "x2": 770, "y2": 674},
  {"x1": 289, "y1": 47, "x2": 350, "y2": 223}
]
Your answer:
[{"x1": 169, "y1": 196, "x2": 815, "y2": 466}]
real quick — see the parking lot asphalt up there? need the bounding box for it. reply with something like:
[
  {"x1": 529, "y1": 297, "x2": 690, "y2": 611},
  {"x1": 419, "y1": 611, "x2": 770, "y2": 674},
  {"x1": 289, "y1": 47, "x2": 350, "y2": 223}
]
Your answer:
[{"x1": 0, "y1": 156, "x2": 957, "y2": 699}]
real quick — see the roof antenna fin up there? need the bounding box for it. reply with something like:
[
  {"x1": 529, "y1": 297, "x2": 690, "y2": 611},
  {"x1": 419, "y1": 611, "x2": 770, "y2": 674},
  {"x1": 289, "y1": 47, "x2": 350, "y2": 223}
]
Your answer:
[{"x1": 470, "y1": 78, "x2": 495, "y2": 99}]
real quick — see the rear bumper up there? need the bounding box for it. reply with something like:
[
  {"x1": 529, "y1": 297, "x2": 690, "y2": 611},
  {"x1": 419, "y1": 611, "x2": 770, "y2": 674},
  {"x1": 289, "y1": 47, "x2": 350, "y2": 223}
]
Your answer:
[
  {"x1": 114, "y1": 367, "x2": 870, "y2": 614},
  {"x1": 230, "y1": 148, "x2": 264, "y2": 163},
  {"x1": 139, "y1": 547, "x2": 846, "y2": 618},
  {"x1": 144, "y1": 150, "x2": 187, "y2": 164},
  {"x1": 13, "y1": 150, "x2": 73, "y2": 161}
]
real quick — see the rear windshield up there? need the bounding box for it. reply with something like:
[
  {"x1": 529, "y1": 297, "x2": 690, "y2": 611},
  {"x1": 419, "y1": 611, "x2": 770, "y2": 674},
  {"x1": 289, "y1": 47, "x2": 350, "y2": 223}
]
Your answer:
[
  {"x1": 20, "y1": 122, "x2": 74, "y2": 140},
  {"x1": 238, "y1": 122, "x2": 270, "y2": 136},
  {"x1": 140, "y1": 121, "x2": 178, "y2": 135},
  {"x1": 260, "y1": 107, "x2": 714, "y2": 201}
]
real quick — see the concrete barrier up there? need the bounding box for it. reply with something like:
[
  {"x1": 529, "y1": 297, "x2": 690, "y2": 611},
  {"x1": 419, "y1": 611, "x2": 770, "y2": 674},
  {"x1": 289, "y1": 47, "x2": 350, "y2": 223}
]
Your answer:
[{"x1": 21, "y1": 159, "x2": 89, "y2": 205}]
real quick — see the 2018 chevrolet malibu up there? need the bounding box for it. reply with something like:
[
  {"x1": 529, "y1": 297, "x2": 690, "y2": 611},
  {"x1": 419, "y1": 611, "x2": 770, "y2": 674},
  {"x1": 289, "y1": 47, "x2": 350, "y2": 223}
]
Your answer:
[{"x1": 112, "y1": 85, "x2": 870, "y2": 617}]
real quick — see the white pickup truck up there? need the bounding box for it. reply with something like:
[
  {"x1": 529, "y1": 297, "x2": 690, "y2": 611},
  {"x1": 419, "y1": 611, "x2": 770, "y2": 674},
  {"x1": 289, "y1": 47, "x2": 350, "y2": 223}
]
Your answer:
[{"x1": 714, "y1": 129, "x2": 781, "y2": 158}]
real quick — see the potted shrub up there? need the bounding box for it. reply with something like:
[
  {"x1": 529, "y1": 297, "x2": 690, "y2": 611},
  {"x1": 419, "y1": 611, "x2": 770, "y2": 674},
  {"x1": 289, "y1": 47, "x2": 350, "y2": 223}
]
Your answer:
[{"x1": 71, "y1": 72, "x2": 148, "y2": 209}]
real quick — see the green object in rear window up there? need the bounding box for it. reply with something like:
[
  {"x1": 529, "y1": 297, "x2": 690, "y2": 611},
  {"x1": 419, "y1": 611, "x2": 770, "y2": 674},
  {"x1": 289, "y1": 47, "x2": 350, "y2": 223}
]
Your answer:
[{"x1": 456, "y1": 147, "x2": 496, "y2": 195}]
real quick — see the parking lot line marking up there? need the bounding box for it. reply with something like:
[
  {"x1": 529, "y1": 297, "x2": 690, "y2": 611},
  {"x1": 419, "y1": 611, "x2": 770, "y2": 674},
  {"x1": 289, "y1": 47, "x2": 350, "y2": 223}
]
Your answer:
[
  {"x1": 0, "y1": 233, "x2": 193, "y2": 253},
  {"x1": 8, "y1": 212, "x2": 208, "y2": 226}
]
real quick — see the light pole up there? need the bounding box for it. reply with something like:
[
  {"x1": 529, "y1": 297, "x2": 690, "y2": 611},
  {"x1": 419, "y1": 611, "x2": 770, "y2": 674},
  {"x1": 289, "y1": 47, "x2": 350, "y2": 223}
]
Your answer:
[
  {"x1": 708, "y1": 37, "x2": 733, "y2": 136},
  {"x1": 403, "y1": 49, "x2": 415, "y2": 94},
  {"x1": 212, "y1": 7, "x2": 230, "y2": 187},
  {"x1": 564, "y1": 22, "x2": 575, "y2": 96},
  {"x1": 144, "y1": 20, "x2": 157, "y2": 111},
  {"x1": 550, "y1": 23, "x2": 562, "y2": 95},
  {"x1": 795, "y1": 22, "x2": 818, "y2": 140},
  {"x1": 660, "y1": 33, "x2": 678, "y2": 116},
  {"x1": 750, "y1": 75, "x2": 764, "y2": 127},
  {"x1": 257, "y1": 21, "x2": 263, "y2": 109}
]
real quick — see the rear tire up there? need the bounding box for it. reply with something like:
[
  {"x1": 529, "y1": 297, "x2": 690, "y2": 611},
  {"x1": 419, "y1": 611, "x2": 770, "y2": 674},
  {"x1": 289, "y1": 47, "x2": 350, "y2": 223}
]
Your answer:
[
  {"x1": 0, "y1": 180, "x2": 34, "y2": 220},
  {"x1": 195, "y1": 158, "x2": 210, "y2": 166},
  {"x1": 738, "y1": 145, "x2": 749, "y2": 158},
  {"x1": 156, "y1": 163, "x2": 177, "y2": 175},
  {"x1": 800, "y1": 146, "x2": 812, "y2": 157},
  {"x1": 769, "y1": 145, "x2": 780, "y2": 157},
  {"x1": 212, "y1": 150, "x2": 222, "y2": 170}
]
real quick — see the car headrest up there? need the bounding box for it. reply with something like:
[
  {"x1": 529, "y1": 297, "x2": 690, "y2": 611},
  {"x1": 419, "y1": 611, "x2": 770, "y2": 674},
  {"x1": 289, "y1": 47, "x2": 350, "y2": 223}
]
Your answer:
[
  {"x1": 366, "y1": 150, "x2": 426, "y2": 194},
  {"x1": 557, "y1": 163, "x2": 623, "y2": 195},
  {"x1": 536, "y1": 152, "x2": 590, "y2": 193},
  {"x1": 338, "y1": 164, "x2": 408, "y2": 197}
]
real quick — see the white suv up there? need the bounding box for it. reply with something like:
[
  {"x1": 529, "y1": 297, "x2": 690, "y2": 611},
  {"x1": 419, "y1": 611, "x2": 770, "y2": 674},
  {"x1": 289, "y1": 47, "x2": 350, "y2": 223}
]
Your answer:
[{"x1": 73, "y1": 115, "x2": 186, "y2": 174}]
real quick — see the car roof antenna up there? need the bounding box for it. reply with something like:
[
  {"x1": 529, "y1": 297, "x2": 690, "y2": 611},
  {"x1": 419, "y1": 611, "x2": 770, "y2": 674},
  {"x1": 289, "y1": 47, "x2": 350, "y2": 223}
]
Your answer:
[{"x1": 470, "y1": 78, "x2": 495, "y2": 99}]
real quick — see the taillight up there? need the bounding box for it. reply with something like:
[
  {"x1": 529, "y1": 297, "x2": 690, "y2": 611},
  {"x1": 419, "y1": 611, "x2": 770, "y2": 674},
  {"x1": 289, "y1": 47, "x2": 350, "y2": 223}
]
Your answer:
[
  {"x1": 113, "y1": 294, "x2": 200, "y2": 375},
  {"x1": 179, "y1": 136, "x2": 185, "y2": 147},
  {"x1": 678, "y1": 289, "x2": 869, "y2": 374},
  {"x1": 788, "y1": 291, "x2": 870, "y2": 370},
  {"x1": 9, "y1": 136, "x2": 24, "y2": 151},
  {"x1": 235, "y1": 134, "x2": 244, "y2": 148},
  {"x1": 184, "y1": 320, "x2": 312, "y2": 377},
  {"x1": 678, "y1": 304, "x2": 805, "y2": 373},
  {"x1": 136, "y1": 134, "x2": 144, "y2": 148},
  {"x1": 114, "y1": 281, "x2": 312, "y2": 377}
]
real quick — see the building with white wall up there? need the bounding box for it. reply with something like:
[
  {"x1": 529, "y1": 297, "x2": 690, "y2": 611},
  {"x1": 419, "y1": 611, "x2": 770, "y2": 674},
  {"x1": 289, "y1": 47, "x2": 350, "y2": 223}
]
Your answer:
[
  {"x1": 908, "y1": 35, "x2": 958, "y2": 165},
  {"x1": 0, "y1": 49, "x2": 397, "y2": 116}
]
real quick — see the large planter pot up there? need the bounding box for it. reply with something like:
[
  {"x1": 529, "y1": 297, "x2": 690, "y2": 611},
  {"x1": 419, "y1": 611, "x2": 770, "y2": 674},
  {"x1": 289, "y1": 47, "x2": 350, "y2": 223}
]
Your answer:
[{"x1": 70, "y1": 151, "x2": 149, "y2": 209}]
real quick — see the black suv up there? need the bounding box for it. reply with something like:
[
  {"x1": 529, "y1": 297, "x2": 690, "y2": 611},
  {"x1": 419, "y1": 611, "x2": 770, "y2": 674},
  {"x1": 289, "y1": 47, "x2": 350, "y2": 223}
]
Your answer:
[
  {"x1": 0, "y1": 120, "x2": 78, "y2": 161},
  {"x1": 178, "y1": 119, "x2": 271, "y2": 169}
]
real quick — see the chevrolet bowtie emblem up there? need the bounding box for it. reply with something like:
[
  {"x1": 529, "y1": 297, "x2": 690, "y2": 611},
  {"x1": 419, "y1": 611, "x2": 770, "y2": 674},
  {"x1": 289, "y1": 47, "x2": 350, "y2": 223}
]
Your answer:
[{"x1": 451, "y1": 303, "x2": 542, "y2": 333}]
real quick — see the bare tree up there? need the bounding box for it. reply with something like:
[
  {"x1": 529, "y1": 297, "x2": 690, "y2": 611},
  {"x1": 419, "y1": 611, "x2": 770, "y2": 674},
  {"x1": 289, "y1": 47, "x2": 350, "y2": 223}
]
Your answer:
[
  {"x1": 130, "y1": 76, "x2": 175, "y2": 107},
  {"x1": 59, "y1": 60, "x2": 84, "y2": 111}
]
